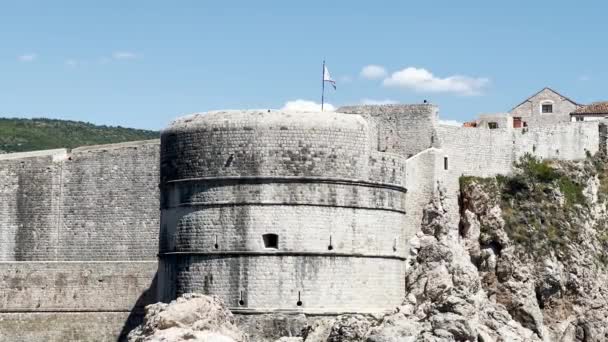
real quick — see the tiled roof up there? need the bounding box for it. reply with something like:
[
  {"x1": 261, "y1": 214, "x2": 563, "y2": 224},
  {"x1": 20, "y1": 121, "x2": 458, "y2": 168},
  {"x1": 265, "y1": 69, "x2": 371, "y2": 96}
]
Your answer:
[{"x1": 571, "y1": 101, "x2": 608, "y2": 115}]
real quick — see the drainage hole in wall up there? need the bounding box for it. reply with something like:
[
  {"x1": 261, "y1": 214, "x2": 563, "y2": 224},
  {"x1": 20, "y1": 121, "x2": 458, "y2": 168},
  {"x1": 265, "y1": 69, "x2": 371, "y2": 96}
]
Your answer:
[{"x1": 238, "y1": 299, "x2": 245, "y2": 306}]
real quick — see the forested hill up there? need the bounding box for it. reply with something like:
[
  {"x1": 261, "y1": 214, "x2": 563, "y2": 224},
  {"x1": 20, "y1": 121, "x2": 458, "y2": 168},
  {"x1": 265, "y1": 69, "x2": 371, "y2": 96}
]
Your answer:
[{"x1": 0, "y1": 117, "x2": 159, "y2": 153}]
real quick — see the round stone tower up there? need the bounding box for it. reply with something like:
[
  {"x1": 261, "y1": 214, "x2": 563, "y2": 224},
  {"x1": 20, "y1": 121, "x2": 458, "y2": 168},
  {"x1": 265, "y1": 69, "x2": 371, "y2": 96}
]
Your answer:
[{"x1": 158, "y1": 109, "x2": 407, "y2": 314}]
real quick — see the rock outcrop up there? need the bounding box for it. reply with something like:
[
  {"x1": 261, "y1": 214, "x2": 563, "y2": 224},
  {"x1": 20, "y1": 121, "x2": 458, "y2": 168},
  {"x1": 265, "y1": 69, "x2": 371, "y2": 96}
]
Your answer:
[{"x1": 127, "y1": 293, "x2": 248, "y2": 342}]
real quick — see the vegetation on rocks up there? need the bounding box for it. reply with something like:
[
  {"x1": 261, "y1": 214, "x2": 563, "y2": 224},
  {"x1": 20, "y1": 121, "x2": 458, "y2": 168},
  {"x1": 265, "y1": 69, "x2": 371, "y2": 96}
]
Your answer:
[
  {"x1": 0, "y1": 117, "x2": 158, "y2": 153},
  {"x1": 461, "y1": 153, "x2": 608, "y2": 262}
]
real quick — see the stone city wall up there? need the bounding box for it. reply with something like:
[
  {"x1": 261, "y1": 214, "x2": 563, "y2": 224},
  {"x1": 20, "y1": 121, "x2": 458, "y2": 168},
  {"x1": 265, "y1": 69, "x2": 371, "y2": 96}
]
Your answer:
[
  {"x1": 0, "y1": 312, "x2": 136, "y2": 342},
  {"x1": 0, "y1": 140, "x2": 160, "y2": 341},
  {"x1": 404, "y1": 148, "x2": 441, "y2": 249},
  {"x1": 338, "y1": 104, "x2": 438, "y2": 158},
  {"x1": 433, "y1": 121, "x2": 601, "y2": 226},
  {"x1": 175, "y1": 255, "x2": 405, "y2": 313}
]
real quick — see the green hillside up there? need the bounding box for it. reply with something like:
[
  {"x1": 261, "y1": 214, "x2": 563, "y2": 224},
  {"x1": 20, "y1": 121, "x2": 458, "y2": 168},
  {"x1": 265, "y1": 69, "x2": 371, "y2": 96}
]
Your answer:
[{"x1": 0, "y1": 118, "x2": 159, "y2": 153}]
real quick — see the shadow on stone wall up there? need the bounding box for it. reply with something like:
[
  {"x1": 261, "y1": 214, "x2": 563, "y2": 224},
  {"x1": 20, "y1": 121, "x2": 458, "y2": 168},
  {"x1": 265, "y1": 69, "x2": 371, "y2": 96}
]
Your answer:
[{"x1": 117, "y1": 272, "x2": 158, "y2": 341}]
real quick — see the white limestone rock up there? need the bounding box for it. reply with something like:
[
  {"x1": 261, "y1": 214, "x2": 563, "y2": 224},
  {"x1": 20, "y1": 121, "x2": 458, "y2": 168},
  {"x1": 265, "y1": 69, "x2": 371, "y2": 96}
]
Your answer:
[{"x1": 127, "y1": 293, "x2": 248, "y2": 342}]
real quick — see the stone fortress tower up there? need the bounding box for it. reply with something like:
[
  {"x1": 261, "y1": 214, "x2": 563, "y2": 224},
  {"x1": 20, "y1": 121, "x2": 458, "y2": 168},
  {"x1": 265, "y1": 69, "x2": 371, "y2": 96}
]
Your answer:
[
  {"x1": 0, "y1": 89, "x2": 603, "y2": 340},
  {"x1": 158, "y1": 109, "x2": 410, "y2": 313}
]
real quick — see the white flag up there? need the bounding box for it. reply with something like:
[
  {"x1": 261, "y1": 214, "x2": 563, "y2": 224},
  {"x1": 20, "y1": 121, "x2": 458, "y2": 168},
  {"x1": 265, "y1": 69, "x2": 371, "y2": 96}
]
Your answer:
[{"x1": 323, "y1": 65, "x2": 336, "y2": 90}]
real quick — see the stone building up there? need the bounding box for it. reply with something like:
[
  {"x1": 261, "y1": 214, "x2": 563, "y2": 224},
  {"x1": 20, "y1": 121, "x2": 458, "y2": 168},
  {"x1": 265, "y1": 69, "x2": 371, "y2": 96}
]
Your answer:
[
  {"x1": 570, "y1": 101, "x2": 608, "y2": 122},
  {"x1": 475, "y1": 113, "x2": 513, "y2": 129},
  {"x1": 510, "y1": 87, "x2": 583, "y2": 127}
]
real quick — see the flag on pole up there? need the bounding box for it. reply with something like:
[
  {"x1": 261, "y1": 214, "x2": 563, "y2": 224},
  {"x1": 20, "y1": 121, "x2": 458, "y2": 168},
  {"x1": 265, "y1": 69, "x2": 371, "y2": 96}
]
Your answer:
[{"x1": 323, "y1": 65, "x2": 336, "y2": 90}]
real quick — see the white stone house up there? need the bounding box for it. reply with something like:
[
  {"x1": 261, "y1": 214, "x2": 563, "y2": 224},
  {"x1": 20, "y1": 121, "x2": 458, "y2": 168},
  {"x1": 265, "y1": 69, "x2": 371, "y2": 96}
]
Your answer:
[
  {"x1": 510, "y1": 87, "x2": 583, "y2": 127},
  {"x1": 571, "y1": 102, "x2": 608, "y2": 122}
]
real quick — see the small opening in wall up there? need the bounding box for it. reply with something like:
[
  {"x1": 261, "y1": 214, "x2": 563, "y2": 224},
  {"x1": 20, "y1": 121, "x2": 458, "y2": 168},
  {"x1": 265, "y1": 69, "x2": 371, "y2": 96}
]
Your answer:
[
  {"x1": 488, "y1": 122, "x2": 498, "y2": 129},
  {"x1": 328, "y1": 235, "x2": 333, "y2": 250},
  {"x1": 238, "y1": 291, "x2": 245, "y2": 306},
  {"x1": 263, "y1": 234, "x2": 279, "y2": 249},
  {"x1": 532, "y1": 145, "x2": 536, "y2": 152},
  {"x1": 224, "y1": 153, "x2": 235, "y2": 167},
  {"x1": 541, "y1": 103, "x2": 553, "y2": 114},
  {"x1": 214, "y1": 235, "x2": 219, "y2": 249},
  {"x1": 444, "y1": 157, "x2": 449, "y2": 170},
  {"x1": 296, "y1": 291, "x2": 303, "y2": 306}
]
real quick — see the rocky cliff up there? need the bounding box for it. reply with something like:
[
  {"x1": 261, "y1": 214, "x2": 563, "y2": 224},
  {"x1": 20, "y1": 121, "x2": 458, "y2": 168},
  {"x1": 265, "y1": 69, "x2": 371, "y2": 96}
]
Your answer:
[{"x1": 129, "y1": 154, "x2": 608, "y2": 341}]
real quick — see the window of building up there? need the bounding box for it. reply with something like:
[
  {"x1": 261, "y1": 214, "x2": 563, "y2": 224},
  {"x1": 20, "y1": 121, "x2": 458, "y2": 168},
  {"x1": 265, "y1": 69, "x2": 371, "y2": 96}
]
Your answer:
[
  {"x1": 263, "y1": 234, "x2": 279, "y2": 249},
  {"x1": 444, "y1": 157, "x2": 449, "y2": 170},
  {"x1": 576, "y1": 117, "x2": 584, "y2": 122},
  {"x1": 541, "y1": 104, "x2": 553, "y2": 113},
  {"x1": 513, "y1": 117, "x2": 522, "y2": 128},
  {"x1": 488, "y1": 122, "x2": 498, "y2": 129}
]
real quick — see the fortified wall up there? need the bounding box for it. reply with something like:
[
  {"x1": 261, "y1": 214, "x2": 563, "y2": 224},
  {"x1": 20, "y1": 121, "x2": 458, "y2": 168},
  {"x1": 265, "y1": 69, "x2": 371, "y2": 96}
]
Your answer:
[
  {"x1": 0, "y1": 140, "x2": 160, "y2": 341},
  {"x1": 157, "y1": 110, "x2": 408, "y2": 314},
  {"x1": 0, "y1": 105, "x2": 604, "y2": 341},
  {"x1": 433, "y1": 121, "x2": 602, "y2": 227}
]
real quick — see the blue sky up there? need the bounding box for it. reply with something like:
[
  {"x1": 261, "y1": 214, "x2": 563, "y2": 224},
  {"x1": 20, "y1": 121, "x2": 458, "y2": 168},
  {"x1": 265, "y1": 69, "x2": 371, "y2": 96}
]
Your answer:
[{"x1": 1, "y1": 0, "x2": 606, "y2": 130}]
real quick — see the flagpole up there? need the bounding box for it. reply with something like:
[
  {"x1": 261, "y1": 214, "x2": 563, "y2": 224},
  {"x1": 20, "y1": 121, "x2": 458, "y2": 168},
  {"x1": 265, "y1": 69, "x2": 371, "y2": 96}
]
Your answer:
[{"x1": 321, "y1": 60, "x2": 325, "y2": 112}]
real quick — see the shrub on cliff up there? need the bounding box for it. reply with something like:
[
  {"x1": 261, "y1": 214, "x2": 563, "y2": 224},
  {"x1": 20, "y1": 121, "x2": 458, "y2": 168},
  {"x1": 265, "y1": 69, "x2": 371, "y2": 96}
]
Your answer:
[{"x1": 461, "y1": 154, "x2": 606, "y2": 260}]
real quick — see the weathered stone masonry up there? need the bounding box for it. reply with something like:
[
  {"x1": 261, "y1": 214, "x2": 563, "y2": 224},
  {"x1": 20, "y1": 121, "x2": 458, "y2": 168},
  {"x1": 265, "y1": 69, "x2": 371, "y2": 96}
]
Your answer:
[
  {"x1": 0, "y1": 140, "x2": 159, "y2": 341},
  {"x1": 0, "y1": 103, "x2": 604, "y2": 341},
  {"x1": 157, "y1": 110, "x2": 408, "y2": 314}
]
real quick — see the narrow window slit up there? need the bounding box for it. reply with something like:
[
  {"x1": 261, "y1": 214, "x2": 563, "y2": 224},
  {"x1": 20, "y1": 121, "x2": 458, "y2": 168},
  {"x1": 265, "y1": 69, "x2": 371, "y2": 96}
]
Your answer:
[
  {"x1": 328, "y1": 235, "x2": 333, "y2": 250},
  {"x1": 238, "y1": 291, "x2": 245, "y2": 306},
  {"x1": 296, "y1": 291, "x2": 302, "y2": 306},
  {"x1": 224, "y1": 153, "x2": 234, "y2": 167},
  {"x1": 214, "y1": 235, "x2": 219, "y2": 249}
]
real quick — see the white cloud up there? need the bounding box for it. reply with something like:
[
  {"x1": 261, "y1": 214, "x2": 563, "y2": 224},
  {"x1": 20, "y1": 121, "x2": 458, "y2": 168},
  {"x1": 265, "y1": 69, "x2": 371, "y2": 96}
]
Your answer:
[
  {"x1": 438, "y1": 119, "x2": 463, "y2": 126},
  {"x1": 360, "y1": 65, "x2": 387, "y2": 80},
  {"x1": 383, "y1": 67, "x2": 489, "y2": 96},
  {"x1": 112, "y1": 51, "x2": 138, "y2": 60},
  {"x1": 360, "y1": 98, "x2": 397, "y2": 105},
  {"x1": 18, "y1": 54, "x2": 37, "y2": 62},
  {"x1": 282, "y1": 99, "x2": 335, "y2": 112}
]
